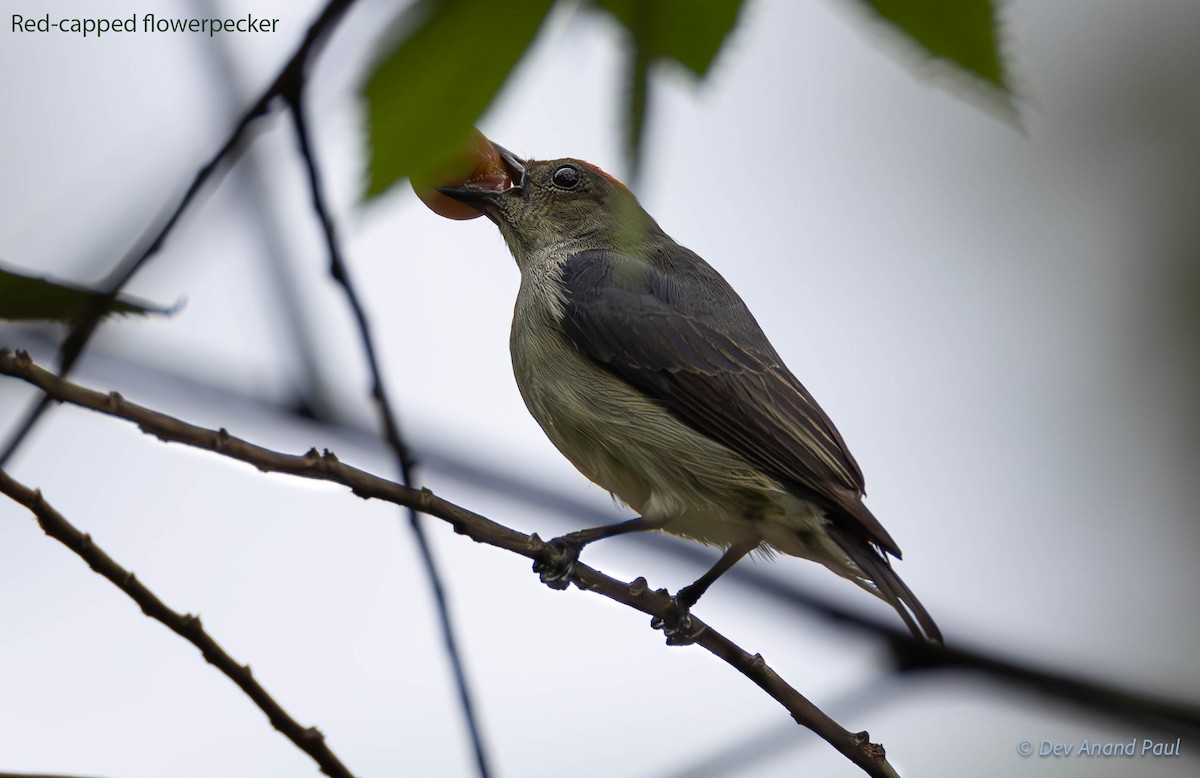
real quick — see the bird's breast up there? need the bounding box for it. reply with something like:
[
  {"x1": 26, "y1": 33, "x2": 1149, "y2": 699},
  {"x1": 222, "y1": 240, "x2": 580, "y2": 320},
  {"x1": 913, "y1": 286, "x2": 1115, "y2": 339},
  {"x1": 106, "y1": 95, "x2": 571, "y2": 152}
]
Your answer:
[
  {"x1": 510, "y1": 279, "x2": 652, "y2": 509},
  {"x1": 508, "y1": 273, "x2": 799, "y2": 544}
]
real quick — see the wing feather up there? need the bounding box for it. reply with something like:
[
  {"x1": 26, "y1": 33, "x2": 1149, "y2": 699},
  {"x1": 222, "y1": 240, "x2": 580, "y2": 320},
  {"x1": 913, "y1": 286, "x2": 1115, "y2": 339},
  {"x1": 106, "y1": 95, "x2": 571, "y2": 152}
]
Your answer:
[{"x1": 558, "y1": 248, "x2": 901, "y2": 557}]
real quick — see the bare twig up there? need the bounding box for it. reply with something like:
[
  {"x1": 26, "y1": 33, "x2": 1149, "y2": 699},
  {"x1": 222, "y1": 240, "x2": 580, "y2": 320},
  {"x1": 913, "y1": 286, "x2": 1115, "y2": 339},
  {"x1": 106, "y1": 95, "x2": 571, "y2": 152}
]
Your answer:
[
  {"x1": 0, "y1": 349, "x2": 900, "y2": 778},
  {"x1": 0, "y1": 468, "x2": 357, "y2": 778},
  {"x1": 284, "y1": 89, "x2": 493, "y2": 777},
  {"x1": 12, "y1": 328, "x2": 1200, "y2": 739},
  {"x1": 0, "y1": 0, "x2": 358, "y2": 467},
  {"x1": 190, "y1": 0, "x2": 342, "y2": 422}
]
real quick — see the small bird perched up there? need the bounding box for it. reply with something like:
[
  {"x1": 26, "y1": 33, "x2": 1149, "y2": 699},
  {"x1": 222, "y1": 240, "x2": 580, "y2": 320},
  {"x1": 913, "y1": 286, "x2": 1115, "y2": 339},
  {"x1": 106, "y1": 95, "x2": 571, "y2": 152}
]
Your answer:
[{"x1": 436, "y1": 138, "x2": 941, "y2": 643}]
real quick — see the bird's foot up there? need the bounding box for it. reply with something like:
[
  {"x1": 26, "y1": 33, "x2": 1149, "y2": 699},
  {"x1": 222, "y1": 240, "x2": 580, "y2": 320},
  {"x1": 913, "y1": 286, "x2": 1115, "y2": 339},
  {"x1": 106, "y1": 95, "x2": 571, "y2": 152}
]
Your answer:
[
  {"x1": 531, "y1": 533, "x2": 583, "y2": 590},
  {"x1": 650, "y1": 594, "x2": 705, "y2": 646}
]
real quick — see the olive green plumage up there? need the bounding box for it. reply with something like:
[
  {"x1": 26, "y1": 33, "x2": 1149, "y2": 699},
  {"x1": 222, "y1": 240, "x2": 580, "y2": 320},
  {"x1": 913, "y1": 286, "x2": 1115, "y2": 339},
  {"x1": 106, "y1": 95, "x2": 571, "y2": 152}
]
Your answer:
[{"x1": 442, "y1": 149, "x2": 940, "y2": 643}]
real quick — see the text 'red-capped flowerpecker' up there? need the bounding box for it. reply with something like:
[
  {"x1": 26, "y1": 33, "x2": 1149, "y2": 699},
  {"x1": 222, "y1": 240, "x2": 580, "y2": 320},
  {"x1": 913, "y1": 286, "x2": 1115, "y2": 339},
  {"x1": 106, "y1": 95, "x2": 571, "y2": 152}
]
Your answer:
[{"x1": 427, "y1": 135, "x2": 941, "y2": 644}]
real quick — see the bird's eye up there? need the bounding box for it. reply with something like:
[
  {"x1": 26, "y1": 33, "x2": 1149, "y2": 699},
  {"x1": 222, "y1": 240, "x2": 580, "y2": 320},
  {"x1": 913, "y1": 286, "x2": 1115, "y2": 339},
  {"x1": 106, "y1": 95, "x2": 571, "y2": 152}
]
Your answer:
[{"x1": 551, "y1": 165, "x2": 581, "y2": 190}]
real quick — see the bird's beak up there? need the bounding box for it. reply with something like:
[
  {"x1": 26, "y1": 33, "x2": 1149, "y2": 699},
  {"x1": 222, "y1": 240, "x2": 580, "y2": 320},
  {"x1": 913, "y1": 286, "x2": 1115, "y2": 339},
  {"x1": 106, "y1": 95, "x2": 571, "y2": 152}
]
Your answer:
[
  {"x1": 492, "y1": 142, "x2": 527, "y2": 189},
  {"x1": 438, "y1": 141, "x2": 525, "y2": 206}
]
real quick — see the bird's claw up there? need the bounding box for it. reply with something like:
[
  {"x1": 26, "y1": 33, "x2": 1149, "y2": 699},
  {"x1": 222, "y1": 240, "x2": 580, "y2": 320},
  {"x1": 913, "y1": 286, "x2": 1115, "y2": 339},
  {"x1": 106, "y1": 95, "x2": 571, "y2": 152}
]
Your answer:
[
  {"x1": 532, "y1": 535, "x2": 582, "y2": 590},
  {"x1": 651, "y1": 597, "x2": 705, "y2": 645}
]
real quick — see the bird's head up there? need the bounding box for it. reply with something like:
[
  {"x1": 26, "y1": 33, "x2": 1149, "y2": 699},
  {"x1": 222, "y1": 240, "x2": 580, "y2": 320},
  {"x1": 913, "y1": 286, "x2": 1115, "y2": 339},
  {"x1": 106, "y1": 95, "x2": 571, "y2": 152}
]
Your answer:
[{"x1": 439, "y1": 142, "x2": 660, "y2": 264}]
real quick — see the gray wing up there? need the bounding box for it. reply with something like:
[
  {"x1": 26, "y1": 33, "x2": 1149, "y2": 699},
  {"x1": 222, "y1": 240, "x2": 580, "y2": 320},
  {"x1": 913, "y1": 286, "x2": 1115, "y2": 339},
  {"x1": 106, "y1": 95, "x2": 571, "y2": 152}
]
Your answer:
[{"x1": 557, "y1": 248, "x2": 901, "y2": 557}]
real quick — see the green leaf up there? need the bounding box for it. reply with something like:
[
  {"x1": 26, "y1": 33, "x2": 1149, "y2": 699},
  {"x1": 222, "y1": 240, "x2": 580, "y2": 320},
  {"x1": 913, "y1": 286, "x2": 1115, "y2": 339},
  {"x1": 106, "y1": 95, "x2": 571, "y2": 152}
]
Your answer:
[
  {"x1": 590, "y1": 0, "x2": 746, "y2": 181},
  {"x1": 0, "y1": 263, "x2": 171, "y2": 322},
  {"x1": 593, "y1": 0, "x2": 745, "y2": 77},
  {"x1": 361, "y1": 0, "x2": 556, "y2": 200},
  {"x1": 855, "y1": 0, "x2": 1011, "y2": 96}
]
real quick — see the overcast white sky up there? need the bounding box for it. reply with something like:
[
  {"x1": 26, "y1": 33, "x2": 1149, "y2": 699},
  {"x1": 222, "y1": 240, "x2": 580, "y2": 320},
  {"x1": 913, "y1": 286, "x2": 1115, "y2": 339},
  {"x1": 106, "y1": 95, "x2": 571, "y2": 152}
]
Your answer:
[{"x1": 1, "y1": 1, "x2": 1198, "y2": 776}]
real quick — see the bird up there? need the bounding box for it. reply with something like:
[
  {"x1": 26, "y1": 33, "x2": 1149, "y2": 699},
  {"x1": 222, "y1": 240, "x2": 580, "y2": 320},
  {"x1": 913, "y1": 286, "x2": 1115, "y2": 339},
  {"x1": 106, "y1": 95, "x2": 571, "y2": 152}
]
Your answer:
[{"x1": 437, "y1": 139, "x2": 941, "y2": 643}]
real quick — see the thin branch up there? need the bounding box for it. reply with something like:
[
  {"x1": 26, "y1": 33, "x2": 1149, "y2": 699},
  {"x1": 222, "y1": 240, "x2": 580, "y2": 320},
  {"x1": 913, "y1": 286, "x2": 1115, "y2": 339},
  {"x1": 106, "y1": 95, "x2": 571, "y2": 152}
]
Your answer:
[
  {"x1": 191, "y1": 0, "x2": 343, "y2": 422},
  {"x1": 0, "y1": 0, "x2": 358, "y2": 467},
  {"x1": 886, "y1": 631, "x2": 1200, "y2": 737},
  {"x1": 0, "y1": 349, "x2": 900, "y2": 778},
  {"x1": 284, "y1": 86, "x2": 493, "y2": 777},
  {"x1": 655, "y1": 675, "x2": 902, "y2": 778},
  {"x1": 12, "y1": 328, "x2": 1200, "y2": 738},
  {"x1": 0, "y1": 468, "x2": 357, "y2": 778}
]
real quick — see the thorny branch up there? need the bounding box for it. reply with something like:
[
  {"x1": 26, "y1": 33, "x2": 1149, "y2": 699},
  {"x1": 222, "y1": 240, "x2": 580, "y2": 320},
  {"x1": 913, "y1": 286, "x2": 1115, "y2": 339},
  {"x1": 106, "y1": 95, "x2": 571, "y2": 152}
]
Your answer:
[
  {"x1": 0, "y1": 467, "x2": 357, "y2": 778},
  {"x1": 0, "y1": 349, "x2": 900, "y2": 778}
]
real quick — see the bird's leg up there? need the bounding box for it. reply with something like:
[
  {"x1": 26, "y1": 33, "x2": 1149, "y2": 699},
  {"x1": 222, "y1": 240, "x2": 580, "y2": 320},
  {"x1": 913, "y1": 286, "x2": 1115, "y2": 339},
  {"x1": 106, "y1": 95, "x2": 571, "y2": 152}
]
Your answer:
[
  {"x1": 533, "y1": 515, "x2": 667, "y2": 589},
  {"x1": 653, "y1": 540, "x2": 758, "y2": 644}
]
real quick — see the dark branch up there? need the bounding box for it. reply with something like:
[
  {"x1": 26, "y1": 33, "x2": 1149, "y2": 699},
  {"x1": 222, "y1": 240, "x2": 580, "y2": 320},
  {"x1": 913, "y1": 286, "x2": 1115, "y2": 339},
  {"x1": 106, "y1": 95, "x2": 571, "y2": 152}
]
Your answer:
[
  {"x1": 285, "y1": 91, "x2": 493, "y2": 777},
  {"x1": 0, "y1": 468, "x2": 357, "y2": 778},
  {"x1": 13, "y1": 329, "x2": 1200, "y2": 740},
  {"x1": 0, "y1": 349, "x2": 900, "y2": 777}
]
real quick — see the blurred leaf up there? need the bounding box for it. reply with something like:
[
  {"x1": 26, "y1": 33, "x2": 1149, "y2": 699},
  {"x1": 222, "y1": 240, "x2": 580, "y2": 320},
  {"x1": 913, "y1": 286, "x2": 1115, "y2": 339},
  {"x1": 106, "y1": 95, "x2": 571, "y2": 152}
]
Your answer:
[
  {"x1": 0, "y1": 263, "x2": 171, "y2": 322},
  {"x1": 593, "y1": 0, "x2": 745, "y2": 77},
  {"x1": 590, "y1": 0, "x2": 746, "y2": 182},
  {"x1": 625, "y1": 48, "x2": 651, "y2": 183},
  {"x1": 362, "y1": 0, "x2": 556, "y2": 200},
  {"x1": 856, "y1": 0, "x2": 1011, "y2": 95}
]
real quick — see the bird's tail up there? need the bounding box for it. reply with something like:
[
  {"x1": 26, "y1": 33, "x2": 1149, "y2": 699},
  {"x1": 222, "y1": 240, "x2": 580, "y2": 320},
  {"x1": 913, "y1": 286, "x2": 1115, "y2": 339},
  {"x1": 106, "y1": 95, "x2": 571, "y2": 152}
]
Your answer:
[{"x1": 828, "y1": 527, "x2": 943, "y2": 643}]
